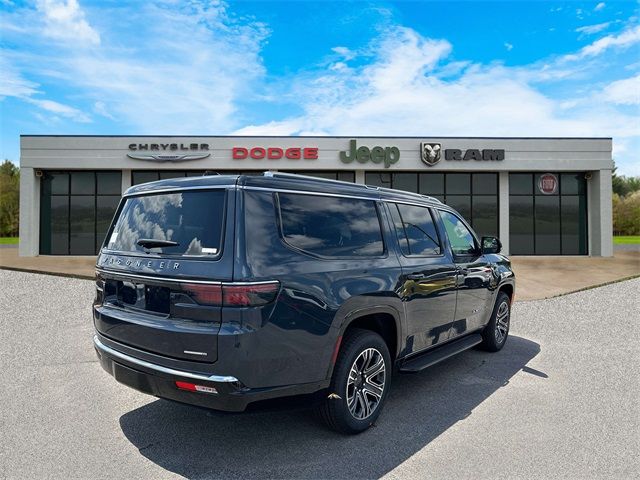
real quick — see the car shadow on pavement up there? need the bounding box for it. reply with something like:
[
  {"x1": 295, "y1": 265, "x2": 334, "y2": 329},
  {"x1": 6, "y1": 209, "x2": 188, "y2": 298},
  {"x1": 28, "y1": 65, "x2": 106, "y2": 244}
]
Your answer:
[{"x1": 119, "y1": 335, "x2": 540, "y2": 479}]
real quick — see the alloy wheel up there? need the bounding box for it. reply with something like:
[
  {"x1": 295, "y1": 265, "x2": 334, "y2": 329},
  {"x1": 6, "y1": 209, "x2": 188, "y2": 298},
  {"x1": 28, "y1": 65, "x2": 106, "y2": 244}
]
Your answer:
[
  {"x1": 495, "y1": 301, "x2": 510, "y2": 344},
  {"x1": 346, "y1": 348, "x2": 386, "y2": 420}
]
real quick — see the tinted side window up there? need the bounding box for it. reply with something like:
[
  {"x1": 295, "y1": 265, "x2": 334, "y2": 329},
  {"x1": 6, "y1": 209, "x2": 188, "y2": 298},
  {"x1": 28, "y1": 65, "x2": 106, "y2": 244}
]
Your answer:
[
  {"x1": 389, "y1": 203, "x2": 441, "y2": 256},
  {"x1": 278, "y1": 193, "x2": 384, "y2": 257},
  {"x1": 440, "y1": 211, "x2": 477, "y2": 256}
]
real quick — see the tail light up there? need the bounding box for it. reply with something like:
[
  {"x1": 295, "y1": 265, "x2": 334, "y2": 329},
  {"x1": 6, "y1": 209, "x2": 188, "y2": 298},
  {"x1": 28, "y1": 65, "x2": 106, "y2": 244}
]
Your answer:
[
  {"x1": 222, "y1": 282, "x2": 280, "y2": 307},
  {"x1": 182, "y1": 281, "x2": 280, "y2": 307}
]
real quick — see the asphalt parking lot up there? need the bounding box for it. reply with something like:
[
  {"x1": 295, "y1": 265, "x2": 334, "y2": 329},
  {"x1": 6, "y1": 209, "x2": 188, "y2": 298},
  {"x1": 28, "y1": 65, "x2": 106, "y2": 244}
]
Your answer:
[{"x1": 0, "y1": 270, "x2": 638, "y2": 479}]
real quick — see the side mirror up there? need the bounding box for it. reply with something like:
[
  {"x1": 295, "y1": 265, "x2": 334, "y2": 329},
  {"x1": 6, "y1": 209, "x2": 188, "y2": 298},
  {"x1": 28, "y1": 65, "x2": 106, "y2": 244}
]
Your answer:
[{"x1": 481, "y1": 236, "x2": 502, "y2": 254}]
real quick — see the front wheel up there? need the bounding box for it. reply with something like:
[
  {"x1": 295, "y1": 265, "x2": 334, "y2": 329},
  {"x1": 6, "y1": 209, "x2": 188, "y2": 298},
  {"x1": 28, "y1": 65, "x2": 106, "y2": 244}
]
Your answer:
[
  {"x1": 480, "y1": 291, "x2": 511, "y2": 352},
  {"x1": 317, "y1": 329, "x2": 391, "y2": 434}
]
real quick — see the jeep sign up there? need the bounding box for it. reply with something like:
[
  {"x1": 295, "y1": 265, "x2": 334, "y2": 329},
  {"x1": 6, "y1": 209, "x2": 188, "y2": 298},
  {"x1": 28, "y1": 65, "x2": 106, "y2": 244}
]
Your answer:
[{"x1": 340, "y1": 140, "x2": 400, "y2": 168}]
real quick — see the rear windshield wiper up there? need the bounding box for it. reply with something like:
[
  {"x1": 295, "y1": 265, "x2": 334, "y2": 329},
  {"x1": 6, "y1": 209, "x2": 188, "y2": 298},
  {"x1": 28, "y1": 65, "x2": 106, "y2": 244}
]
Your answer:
[{"x1": 136, "y1": 239, "x2": 179, "y2": 249}]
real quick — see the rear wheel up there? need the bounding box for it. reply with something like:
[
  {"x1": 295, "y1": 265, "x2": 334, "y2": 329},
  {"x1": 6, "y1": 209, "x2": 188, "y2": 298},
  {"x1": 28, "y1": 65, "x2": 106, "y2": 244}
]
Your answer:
[
  {"x1": 480, "y1": 291, "x2": 511, "y2": 352},
  {"x1": 317, "y1": 329, "x2": 391, "y2": 434}
]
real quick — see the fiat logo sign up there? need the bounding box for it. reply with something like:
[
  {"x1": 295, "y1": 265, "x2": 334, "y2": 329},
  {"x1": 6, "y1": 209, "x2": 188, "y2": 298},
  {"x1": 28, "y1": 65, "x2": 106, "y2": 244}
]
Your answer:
[{"x1": 538, "y1": 173, "x2": 558, "y2": 195}]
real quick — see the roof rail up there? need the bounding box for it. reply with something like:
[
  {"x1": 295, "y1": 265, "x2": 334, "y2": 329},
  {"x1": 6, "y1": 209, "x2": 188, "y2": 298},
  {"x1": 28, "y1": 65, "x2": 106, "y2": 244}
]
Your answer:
[
  {"x1": 261, "y1": 171, "x2": 441, "y2": 203},
  {"x1": 262, "y1": 171, "x2": 368, "y2": 188},
  {"x1": 367, "y1": 185, "x2": 442, "y2": 203}
]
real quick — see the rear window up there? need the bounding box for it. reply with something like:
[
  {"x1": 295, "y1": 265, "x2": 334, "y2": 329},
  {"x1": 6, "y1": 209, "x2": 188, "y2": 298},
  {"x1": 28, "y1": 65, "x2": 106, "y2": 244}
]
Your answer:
[
  {"x1": 105, "y1": 190, "x2": 226, "y2": 256},
  {"x1": 278, "y1": 193, "x2": 384, "y2": 258}
]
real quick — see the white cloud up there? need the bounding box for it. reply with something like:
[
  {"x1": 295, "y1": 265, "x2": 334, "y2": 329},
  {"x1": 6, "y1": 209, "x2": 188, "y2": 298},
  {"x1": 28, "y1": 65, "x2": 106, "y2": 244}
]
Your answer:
[
  {"x1": 576, "y1": 22, "x2": 611, "y2": 35},
  {"x1": 332, "y1": 46, "x2": 356, "y2": 61},
  {"x1": 504, "y1": 42, "x2": 513, "y2": 51},
  {"x1": 36, "y1": 0, "x2": 100, "y2": 46},
  {"x1": 601, "y1": 75, "x2": 640, "y2": 105},
  {"x1": 24, "y1": 98, "x2": 91, "y2": 122},
  {"x1": 564, "y1": 24, "x2": 640, "y2": 60},
  {"x1": 0, "y1": 53, "x2": 90, "y2": 122},
  {"x1": 93, "y1": 101, "x2": 115, "y2": 120},
  {"x1": 232, "y1": 26, "x2": 639, "y2": 174},
  {"x1": 0, "y1": 55, "x2": 40, "y2": 98},
  {"x1": 1, "y1": 1, "x2": 269, "y2": 133},
  {"x1": 595, "y1": 3, "x2": 606, "y2": 12}
]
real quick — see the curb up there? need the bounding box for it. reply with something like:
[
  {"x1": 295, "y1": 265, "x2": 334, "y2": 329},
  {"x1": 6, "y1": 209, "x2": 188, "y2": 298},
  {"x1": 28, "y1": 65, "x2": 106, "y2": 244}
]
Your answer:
[
  {"x1": 0, "y1": 265, "x2": 94, "y2": 281},
  {"x1": 517, "y1": 273, "x2": 640, "y2": 302}
]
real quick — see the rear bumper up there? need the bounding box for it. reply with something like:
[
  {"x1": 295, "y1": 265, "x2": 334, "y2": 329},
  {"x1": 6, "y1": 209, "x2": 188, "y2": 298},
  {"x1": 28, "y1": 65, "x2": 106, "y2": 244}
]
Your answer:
[{"x1": 93, "y1": 336, "x2": 328, "y2": 412}]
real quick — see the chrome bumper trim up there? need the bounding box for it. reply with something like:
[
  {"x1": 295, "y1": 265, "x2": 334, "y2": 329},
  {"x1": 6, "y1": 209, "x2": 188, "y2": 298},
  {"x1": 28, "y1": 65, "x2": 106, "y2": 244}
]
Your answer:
[{"x1": 93, "y1": 335, "x2": 239, "y2": 383}]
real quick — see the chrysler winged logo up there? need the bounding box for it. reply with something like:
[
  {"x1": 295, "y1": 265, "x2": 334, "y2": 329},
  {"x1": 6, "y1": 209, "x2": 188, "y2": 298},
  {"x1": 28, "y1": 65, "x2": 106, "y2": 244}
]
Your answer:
[
  {"x1": 420, "y1": 142, "x2": 441, "y2": 166},
  {"x1": 127, "y1": 153, "x2": 211, "y2": 162}
]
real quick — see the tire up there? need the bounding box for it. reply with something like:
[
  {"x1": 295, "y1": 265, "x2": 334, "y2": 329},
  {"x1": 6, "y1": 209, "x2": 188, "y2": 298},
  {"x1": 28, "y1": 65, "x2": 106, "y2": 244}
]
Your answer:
[
  {"x1": 480, "y1": 291, "x2": 511, "y2": 352},
  {"x1": 317, "y1": 329, "x2": 391, "y2": 434}
]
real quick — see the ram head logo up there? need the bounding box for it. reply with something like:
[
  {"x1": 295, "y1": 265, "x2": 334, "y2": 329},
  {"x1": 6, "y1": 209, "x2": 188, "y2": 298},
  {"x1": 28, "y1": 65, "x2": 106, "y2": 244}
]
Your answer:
[{"x1": 420, "y1": 143, "x2": 442, "y2": 166}]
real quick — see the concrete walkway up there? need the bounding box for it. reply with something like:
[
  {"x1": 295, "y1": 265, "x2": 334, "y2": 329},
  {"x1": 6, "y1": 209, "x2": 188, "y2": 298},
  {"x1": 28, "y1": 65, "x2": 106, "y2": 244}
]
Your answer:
[{"x1": 0, "y1": 245, "x2": 638, "y2": 301}]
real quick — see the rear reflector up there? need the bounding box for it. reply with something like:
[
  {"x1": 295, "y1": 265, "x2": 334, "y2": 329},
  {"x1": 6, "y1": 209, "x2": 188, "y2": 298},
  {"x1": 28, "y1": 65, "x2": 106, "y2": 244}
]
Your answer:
[
  {"x1": 175, "y1": 381, "x2": 218, "y2": 394},
  {"x1": 182, "y1": 281, "x2": 279, "y2": 307}
]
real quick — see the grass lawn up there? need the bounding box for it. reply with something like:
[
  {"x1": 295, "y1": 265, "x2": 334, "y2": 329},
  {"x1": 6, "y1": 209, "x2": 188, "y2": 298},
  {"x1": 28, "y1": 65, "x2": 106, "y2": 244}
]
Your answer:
[
  {"x1": 0, "y1": 237, "x2": 19, "y2": 245},
  {"x1": 613, "y1": 236, "x2": 640, "y2": 245}
]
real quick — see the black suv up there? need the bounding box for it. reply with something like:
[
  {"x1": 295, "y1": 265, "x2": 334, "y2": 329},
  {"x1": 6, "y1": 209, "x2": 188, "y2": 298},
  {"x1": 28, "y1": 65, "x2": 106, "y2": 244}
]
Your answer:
[{"x1": 93, "y1": 172, "x2": 515, "y2": 434}]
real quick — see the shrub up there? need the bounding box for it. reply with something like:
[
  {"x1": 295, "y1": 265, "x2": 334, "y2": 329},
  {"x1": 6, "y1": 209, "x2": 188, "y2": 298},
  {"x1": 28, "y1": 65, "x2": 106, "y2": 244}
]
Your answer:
[{"x1": 613, "y1": 191, "x2": 640, "y2": 236}]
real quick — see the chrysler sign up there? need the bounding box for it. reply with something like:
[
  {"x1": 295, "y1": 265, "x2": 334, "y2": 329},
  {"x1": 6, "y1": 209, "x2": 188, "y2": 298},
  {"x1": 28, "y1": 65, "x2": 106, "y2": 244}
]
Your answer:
[{"x1": 127, "y1": 143, "x2": 210, "y2": 162}]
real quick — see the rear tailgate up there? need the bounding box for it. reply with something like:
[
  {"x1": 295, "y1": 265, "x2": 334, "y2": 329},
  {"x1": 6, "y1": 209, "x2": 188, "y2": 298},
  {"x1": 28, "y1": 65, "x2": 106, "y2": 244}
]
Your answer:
[{"x1": 94, "y1": 187, "x2": 235, "y2": 364}]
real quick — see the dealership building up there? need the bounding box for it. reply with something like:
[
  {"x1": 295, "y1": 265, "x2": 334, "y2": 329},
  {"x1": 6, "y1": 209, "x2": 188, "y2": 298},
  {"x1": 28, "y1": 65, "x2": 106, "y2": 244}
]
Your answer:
[{"x1": 19, "y1": 135, "x2": 613, "y2": 257}]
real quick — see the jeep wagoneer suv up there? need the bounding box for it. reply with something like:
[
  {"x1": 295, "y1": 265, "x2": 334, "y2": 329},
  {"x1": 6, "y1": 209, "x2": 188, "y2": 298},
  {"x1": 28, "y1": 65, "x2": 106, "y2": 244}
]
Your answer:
[{"x1": 93, "y1": 172, "x2": 515, "y2": 434}]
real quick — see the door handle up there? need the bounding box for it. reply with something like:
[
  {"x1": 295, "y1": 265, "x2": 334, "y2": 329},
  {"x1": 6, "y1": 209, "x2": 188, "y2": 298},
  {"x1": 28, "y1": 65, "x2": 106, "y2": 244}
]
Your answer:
[{"x1": 407, "y1": 273, "x2": 425, "y2": 280}]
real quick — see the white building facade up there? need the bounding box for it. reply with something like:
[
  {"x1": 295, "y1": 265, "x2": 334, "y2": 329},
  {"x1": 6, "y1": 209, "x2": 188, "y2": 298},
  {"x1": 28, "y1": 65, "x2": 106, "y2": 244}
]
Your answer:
[{"x1": 19, "y1": 135, "x2": 613, "y2": 257}]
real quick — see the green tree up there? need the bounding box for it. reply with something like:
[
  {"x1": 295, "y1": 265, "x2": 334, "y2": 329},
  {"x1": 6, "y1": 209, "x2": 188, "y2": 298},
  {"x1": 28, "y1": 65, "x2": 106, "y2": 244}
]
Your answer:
[
  {"x1": 0, "y1": 160, "x2": 20, "y2": 237},
  {"x1": 612, "y1": 161, "x2": 640, "y2": 197}
]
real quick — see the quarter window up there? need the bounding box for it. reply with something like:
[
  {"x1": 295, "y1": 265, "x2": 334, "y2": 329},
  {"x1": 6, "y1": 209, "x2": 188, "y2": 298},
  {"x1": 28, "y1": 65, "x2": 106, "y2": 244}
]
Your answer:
[
  {"x1": 278, "y1": 193, "x2": 384, "y2": 258},
  {"x1": 440, "y1": 211, "x2": 478, "y2": 256},
  {"x1": 389, "y1": 204, "x2": 441, "y2": 256}
]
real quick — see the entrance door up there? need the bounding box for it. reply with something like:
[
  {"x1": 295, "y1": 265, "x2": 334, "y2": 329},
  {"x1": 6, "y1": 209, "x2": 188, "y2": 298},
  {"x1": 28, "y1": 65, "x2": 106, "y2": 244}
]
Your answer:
[{"x1": 509, "y1": 173, "x2": 588, "y2": 255}]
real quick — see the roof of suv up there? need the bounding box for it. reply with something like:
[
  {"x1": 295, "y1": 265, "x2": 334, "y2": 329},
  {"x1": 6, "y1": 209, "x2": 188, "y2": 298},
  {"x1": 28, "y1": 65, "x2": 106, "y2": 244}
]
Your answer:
[{"x1": 124, "y1": 171, "x2": 444, "y2": 207}]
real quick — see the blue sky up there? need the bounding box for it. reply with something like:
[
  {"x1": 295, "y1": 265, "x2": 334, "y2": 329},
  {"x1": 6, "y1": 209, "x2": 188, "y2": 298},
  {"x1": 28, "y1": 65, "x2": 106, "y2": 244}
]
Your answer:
[{"x1": 1, "y1": 0, "x2": 639, "y2": 175}]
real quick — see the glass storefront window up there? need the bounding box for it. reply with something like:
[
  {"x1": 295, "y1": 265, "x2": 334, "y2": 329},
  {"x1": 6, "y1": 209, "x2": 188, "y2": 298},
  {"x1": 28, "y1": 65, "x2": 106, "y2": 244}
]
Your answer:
[
  {"x1": 49, "y1": 173, "x2": 69, "y2": 195},
  {"x1": 445, "y1": 195, "x2": 471, "y2": 222},
  {"x1": 445, "y1": 174, "x2": 471, "y2": 195},
  {"x1": 472, "y1": 173, "x2": 498, "y2": 195},
  {"x1": 534, "y1": 196, "x2": 561, "y2": 254},
  {"x1": 97, "y1": 172, "x2": 121, "y2": 195},
  {"x1": 365, "y1": 172, "x2": 391, "y2": 189},
  {"x1": 419, "y1": 173, "x2": 444, "y2": 196},
  {"x1": 509, "y1": 195, "x2": 534, "y2": 255},
  {"x1": 365, "y1": 172, "x2": 498, "y2": 238},
  {"x1": 50, "y1": 196, "x2": 70, "y2": 255},
  {"x1": 392, "y1": 173, "x2": 418, "y2": 193},
  {"x1": 132, "y1": 170, "x2": 285, "y2": 185},
  {"x1": 281, "y1": 171, "x2": 355, "y2": 182},
  {"x1": 71, "y1": 172, "x2": 95, "y2": 195},
  {"x1": 560, "y1": 173, "x2": 586, "y2": 195},
  {"x1": 132, "y1": 171, "x2": 160, "y2": 185},
  {"x1": 472, "y1": 195, "x2": 499, "y2": 237},
  {"x1": 509, "y1": 172, "x2": 587, "y2": 255},
  {"x1": 509, "y1": 173, "x2": 533, "y2": 195},
  {"x1": 70, "y1": 196, "x2": 96, "y2": 255},
  {"x1": 40, "y1": 171, "x2": 122, "y2": 255}
]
